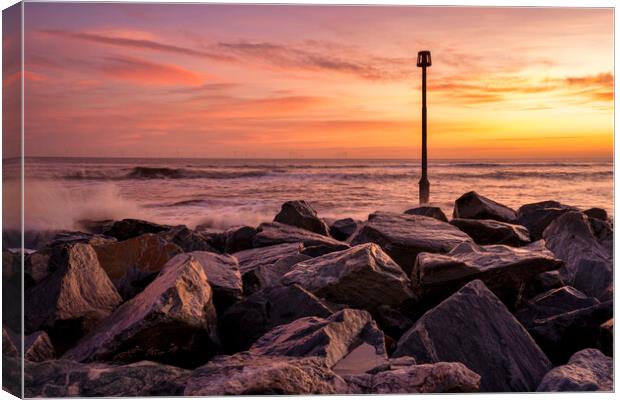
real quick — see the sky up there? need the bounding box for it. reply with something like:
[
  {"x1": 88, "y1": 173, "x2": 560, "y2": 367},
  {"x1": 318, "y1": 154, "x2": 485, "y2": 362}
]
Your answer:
[{"x1": 12, "y1": 3, "x2": 615, "y2": 159}]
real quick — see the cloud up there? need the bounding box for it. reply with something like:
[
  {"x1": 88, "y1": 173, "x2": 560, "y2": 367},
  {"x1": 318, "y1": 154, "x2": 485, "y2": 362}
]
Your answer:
[{"x1": 100, "y1": 56, "x2": 205, "y2": 86}]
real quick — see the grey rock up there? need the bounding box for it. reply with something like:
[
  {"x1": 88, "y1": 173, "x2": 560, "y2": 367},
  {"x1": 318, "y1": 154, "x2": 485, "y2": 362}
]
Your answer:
[
  {"x1": 274, "y1": 200, "x2": 330, "y2": 236},
  {"x1": 517, "y1": 200, "x2": 578, "y2": 240},
  {"x1": 450, "y1": 218, "x2": 530, "y2": 246},
  {"x1": 224, "y1": 225, "x2": 257, "y2": 253},
  {"x1": 350, "y1": 211, "x2": 471, "y2": 274},
  {"x1": 253, "y1": 222, "x2": 346, "y2": 248},
  {"x1": 282, "y1": 243, "x2": 414, "y2": 311},
  {"x1": 329, "y1": 218, "x2": 360, "y2": 241},
  {"x1": 394, "y1": 280, "x2": 551, "y2": 392},
  {"x1": 453, "y1": 191, "x2": 517, "y2": 223},
  {"x1": 404, "y1": 206, "x2": 448, "y2": 222},
  {"x1": 25, "y1": 331, "x2": 56, "y2": 362},
  {"x1": 537, "y1": 348, "x2": 612, "y2": 391},
  {"x1": 102, "y1": 219, "x2": 171, "y2": 241}
]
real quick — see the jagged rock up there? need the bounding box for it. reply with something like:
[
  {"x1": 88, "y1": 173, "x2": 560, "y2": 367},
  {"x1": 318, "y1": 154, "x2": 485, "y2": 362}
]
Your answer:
[
  {"x1": 63, "y1": 254, "x2": 219, "y2": 368},
  {"x1": 224, "y1": 225, "x2": 257, "y2": 253},
  {"x1": 350, "y1": 212, "x2": 471, "y2": 274},
  {"x1": 159, "y1": 225, "x2": 218, "y2": 252},
  {"x1": 3, "y1": 327, "x2": 18, "y2": 358},
  {"x1": 404, "y1": 206, "x2": 448, "y2": 222},
  {"x1": 525, "y1": 300, "x2": 612, "y2": 365},
  {"x1": 250, "y1": 309, "x2": 387, "y2": 373},
  {"x1": 24, "y1": 359, "x2": 189, "y2": 397},
  {"x1": 48, "y1": 231, "x2": 116, "y2": 247},
  {"x1": 522, "y1": 270, "x2": 565, "y2": 301},
  {"x1": 328, "y1": 218, "x2": 360, "y2": 241},
  {"x1": 185, "y1": 353, "x2": 348, "y2": 395},
  {"x1": 300, "y1": 243, "x2": 350, "y2": 257},
  {"x1": 587, "y1": 216, "x2": 613, "y2": 253},
  {"x1": 102, "y1": 219, "x2": 171, "y2": 241},
  {"x1": 234, "y1": 243, "x2": 311, "y2": 294},
  {"x1": 282, "y1": 243, "x2": 414, "y2": 311},
  {"x1": 374, "y1": 305, "x2": 413, "y2": 341},
  {"x1": 517, "y1": 200, "x2": 578, "y2": 240},
  {"x1": 583, "y1": 207, "x2": 608, "y2": 221},
  {"x1": 394, "y1": 280, "x2": 551, "y2": 392},
  {"x1": 77, "y1": 219, "x2": 115, "y2": 234},
  {"x1": 537, "y1": 349, "x2": 612, "y2": 392},
  {"x1": 598, "y1": 319, "x2": 613, "y2": 356},
  {"x1": 453, "y1": 191, "x2": 517, "y2": 223},
  {"x1": 412, "y1": 241, "x2": 562, "y2": 309},
  {"x1": 164, "y1": 252, "x2": 242, "y2": 313},
  {"x1": 93, "y1": 233, "x2": 183, "y2": 299},
  {"x1": 253, "y1": 222, "x2": 346, "y2": 249},
  {"x1": 2, "y1": 250, "x2": 20, "y2": 280},
  {"x1": 450, "y1": 218, "x2": 530, "y2": 246},
  {"x1": 24, "y1": 243, "x2": 122, "y2": 353},
  {"x1": 543, "y1": 211, "x2": 612, "y2": 299},
  {"x1": 25, "y1": 331, "x2": 56, "y2": 362},
  {"x1": 274, "y1": 200, "x2": 330, "y2": 236},
  {"x1": 219, "y1": 284, "x2": 333, "y2": 353}
]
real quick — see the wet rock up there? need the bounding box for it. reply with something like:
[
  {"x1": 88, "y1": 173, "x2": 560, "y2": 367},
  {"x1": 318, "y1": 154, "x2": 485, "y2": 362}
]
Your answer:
[
  {"x1": 537, "y1": 348, "x2": 612, "y2": 392},
  {"x1": 25, "y1": 331, "x2": 56, "y2": 362},
  {"x1": 250, "y1": 309, "x2": 387, "y2": 373},
  {"x1": 394, "y1": 280, "x2": 551, "y2": 392},
  {"x1": 224, "y1": 225, "x2": 257, "y2": 253},
  {"x1": 404, "y1": 206, "x2": 448, "y2": 222},
  {"x1": 282, "y1": 243, "x2": 414, "y2": 311},
  {"x1": 253, "y1": 222, "x2": 346, "y2": 249},
  {"x1": 63, "y1": 254, "x2": 219, "y2": 368},
  {"x1": 374, "y1": 305, "x2": 413, "y2": 341},
  {"x1": 450, "y1": 218, "x2": 530, "y2": 246},
  {"x1": 219, "y1": 284, "x2": 333, "y2": 353},
  {"x1": 24, "y1": 243, "x2": 122, "y2": 353},
  {"x1": 329, "y1": 218, "x2": 360, "y2": 241},
  {"x1": 274, "y1": 200, "x2": 330, "y2": 236},
  {"x1": 102, "y1": 219, "x2": 171, "y2": 241},
  {"x1": 350, "y1": 212, "x2": 471, "y2": 274},
  {"x1": 184, "y1": 353, "x2": 348, "y2": 395},
  {"x1": 412, "y1": 241, "x2": 562, "y2": 309},
  {"x1": 453, "y1": 191, "x2": 517, "y2": 223},
  {"x1": 598, "y1": 319, "x2": 613, "y2": 356},
  {"x1": 583, "y1": 207, "x2": 608, "y2": 221},
  {"x1": 93, "y1": 233, "x2": 183, "y2": 300},
  {"x1": 159, "y1": 225, "x2": 218, "y2": 252},
  {"x1": 517, "y1": 200, "x2": 578, "y2": 240},
  {"x1": 543, "y1": 211, "x2": 612, "y2": 299},
  {"x1": 24, "y1": 359, "x2": 189, "y2": 397}
]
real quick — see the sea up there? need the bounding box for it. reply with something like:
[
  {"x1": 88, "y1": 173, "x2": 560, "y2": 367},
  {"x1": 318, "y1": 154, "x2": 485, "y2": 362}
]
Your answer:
[{"x1": 15, "y1": 157, "x2": 614, "y2": 232}]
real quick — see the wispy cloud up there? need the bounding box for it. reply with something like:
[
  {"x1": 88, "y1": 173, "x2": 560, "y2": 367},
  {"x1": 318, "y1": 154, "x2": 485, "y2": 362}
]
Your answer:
[{"x1": 100, "y1": 56, "x2": 205, "y2": 86}]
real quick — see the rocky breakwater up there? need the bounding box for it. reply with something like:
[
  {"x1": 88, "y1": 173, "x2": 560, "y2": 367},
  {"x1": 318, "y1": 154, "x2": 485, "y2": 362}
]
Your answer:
[{"x1": 4, "y1": 195, "x2": 612, "y2": 396}]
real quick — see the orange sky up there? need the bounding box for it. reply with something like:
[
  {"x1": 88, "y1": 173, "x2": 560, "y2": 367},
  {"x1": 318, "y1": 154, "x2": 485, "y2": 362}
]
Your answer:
[{"x1": 13, "y1": 4, "x2": 615, "y2": 159}]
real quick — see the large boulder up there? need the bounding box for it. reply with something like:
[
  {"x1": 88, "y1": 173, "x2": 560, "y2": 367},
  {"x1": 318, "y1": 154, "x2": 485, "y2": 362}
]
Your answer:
[
  {"x1": 453, "y1": 191, "x2": 517, "y2": 223},
  {"x1": 274, "y1": 200, "x2": 330, "y2": 236},
  {"x1": 62, "y1": 254, "x2": 219, "y2": 368},
  {"x1": 282, "y1": 243, "x2": 414, "y2": 311},
  {"x1": 412, "y1": 241, "x2": 563, "y2": 309},
  {"x1": 102, "y1": 219, "x2": 170, "y2": 241},
  {"x1": 349, "y1": 212, "x2": 471, "y2": 274},
  {"x1": 93, "y1": 233, "x2": 182, "y2": 299},
  {"x1": 394, "y1": 280, "x2": 551, "y2": 392},
  {"x1": 24, "y1": 360, "x2": 189, "y2": 397},
  {"x1": 224, "y1": 225, "x2": 257, "y2": 253},
  {"x1": 253, "y1": 222, "x2": 346, "y2": 249},
  {"x1": 583, "y1": 207, "x2": 608, "y2": 221},
  {"x1": 515, "y1": 286, "x2": 600, "y2": 327},
  {"x1": 184, "y1": 354, "x2": 348, "y2": 395},
  {"x1": 543, "y1": 211, "x2": 612, "y2": 299},
  {"x1": 537, "y1": 348, "x2": 612, "y2": 392},
  {"x1": 219, "y1": 284, "x2": 333, "y2": 353},
  {"x1": 24, "y1": 243, "x2": 122, "y2": 353},
  {"x1": 450, "y1": 218, "x2": 530, "y2": 246},
  {"x1": 517, "y1": 200, "x2": 579, "y2": 240},
  {"x1": 250, "y1": 309, "x2": 387, "y2": 373},
  {"x1": 328, "y1": 218, "x2": 360, "y2": 241},
  {"x1": 25, "y1": 331, "x2": 56, "y2": 362},
  {"x1": 404, "y1": 206, "x2": 448, "y2": 222},
  {"x1": 159, "y1": 225, "x2": 219, "y2": 253}
]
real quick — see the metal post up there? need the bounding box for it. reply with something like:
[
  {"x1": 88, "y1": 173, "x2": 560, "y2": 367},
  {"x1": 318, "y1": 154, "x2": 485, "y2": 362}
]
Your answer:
[{"x1": 417, "y1": 50, "x2": 431, "y2": 205}]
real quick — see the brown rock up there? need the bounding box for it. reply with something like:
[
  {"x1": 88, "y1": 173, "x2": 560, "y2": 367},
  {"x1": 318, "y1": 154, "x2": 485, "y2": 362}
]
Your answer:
[
  {"x1": 274, "y1": 200, "x2": 330, "y2": 236},
  {"x1": 453, "y1": 191, "x2": 517, "y2": 223}
]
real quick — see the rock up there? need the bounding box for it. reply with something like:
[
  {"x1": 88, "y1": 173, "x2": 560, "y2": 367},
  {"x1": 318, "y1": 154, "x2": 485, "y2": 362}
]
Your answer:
[
  {"x1": 24, "y1": 243, "x2": 122, "y2": 353},
  {"x1": 185, "y1": 353, "x2": 348, "y2": 395},
  {"x1": 394, "y1": 280, "x2": 551, "y2": 392},
  {"x1": 450, "y1": 218, "x2": 530, "y2": 246},
  {"x1": 537, "y1": 348, "x2": 612, "y2": 392},
  {"x1": 193, "y1": 227, "x2": 227, "y2": 252},
  {"x1": 253, "y1": 222, "x2": 346, "y2": 249},
  {"x1": 517, "y1": 200, "x2": 578, "y2": 240},
  {"x1": 598, "y1": 319, "x2": 613, "y2": 356},
  {"x1": 48, "y1": 231, "x2": 116, "y2": 247},
  {"x1": 350, "y1": 212, "x2": 471, "y2": 274},
  {"x1": 282, "y1": 243, "x2": 414, "y2": 311},
  {"x1": 412, "y1": 241, "x2": 563, "y2": 310},
  {"x1": 543, "y1": 211, "x2": 612, "y2": 299},
  {"x1": 63, "y1": 254, "x2": 219, "y2": 368},
  {"x1": 525, "y1": 300, "x2": 612, "y2": 365},
  {"x1": 301, "y1": 243, "x2": 350, "y2": 257},
  {"x1": 219, "y1": 284, "x2": 333, "y2": 353},
  {"x1": 25, "y1": 331, "x2": 56, "y2": 362},
  {"x1": 234, "y1": 243, "x2": 311, "y2": 294},
  {"x1": 165, "y1": 252, "x2": 242, "y2": 313},
  {"x1": 102, "y1": 219, "x2": 171, "y2": 241},
  {"x1": 224, "y1": 225, "x2": 257, "y2": 253},
  {"x1": 2, "y1": 251, "x2": 20, "y2": 280},
  {"x1": 404, "y1": 206, "x2": 448, "y2": 222},
  {"x1": 583, "y1": 207, "x2": 608, "y2": 221},
  {"x1": 453, "y1": 191, "x2": 517, "y2": 223},
  {"x1": 159, "y1": 225, "x2": 218, "y2": 252},
  {"x1": 77, "y1": 219, "x2": 116, "y2": 234},
  {"x1": 374, "y1": 305, "x2": 413, "y2": 341},
  {"x1": 521, "y1": 270, "x2": 565, "y2": 301},
  {"x1": 250, "y1": 309, "x2": 387, "y2": 373},
  {"x1": 24, "y1": 359, "x2": 189, "y2": 397},
  {"x1": 93, "y1": 233, "x2": 183, "y2": 300},
  {"x1": 587, "y1": 216, "x2": 613, "y2": 253},
  {"x1": 3, "y1": 327, "x2": 19, "y2": 358},
  {"x1": 329, "y1": 218, "x2": 360, "y2": 241},
  {"x1": 274, "y1": 200, "x2": 330, "y2": 236}
]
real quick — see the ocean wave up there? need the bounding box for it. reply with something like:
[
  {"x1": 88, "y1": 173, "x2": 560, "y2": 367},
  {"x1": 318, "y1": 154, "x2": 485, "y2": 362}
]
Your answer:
[{"x1": 64, "y1": 166, "x2": 271, "y2": 180}]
